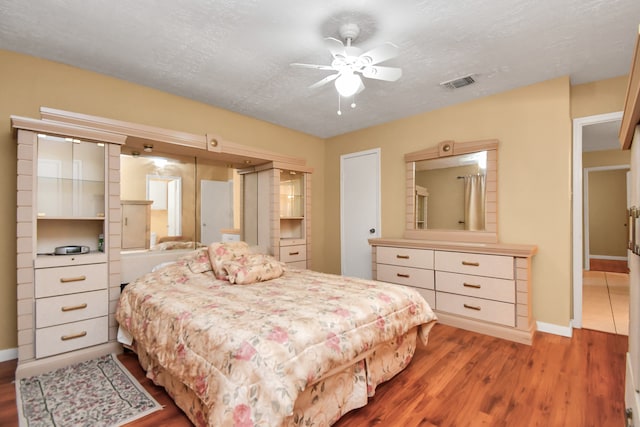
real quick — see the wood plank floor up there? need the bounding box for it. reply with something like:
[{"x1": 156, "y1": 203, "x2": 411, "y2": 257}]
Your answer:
[{"x1": 0, "y1": 324, "x2": 627, "y2": 426}]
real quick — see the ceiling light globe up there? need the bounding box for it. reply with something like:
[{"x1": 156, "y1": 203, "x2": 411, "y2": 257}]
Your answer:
[{"x1": 335, "y1": 72, "x2": 361, "y2": 98}]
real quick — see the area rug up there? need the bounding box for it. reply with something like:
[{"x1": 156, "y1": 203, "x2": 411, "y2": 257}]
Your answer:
[{"x1": 15, "y1": 353, "x2": 162, "y2": 427}]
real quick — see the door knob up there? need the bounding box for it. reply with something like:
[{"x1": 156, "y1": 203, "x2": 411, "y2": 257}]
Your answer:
[{"x1": 369, "y1": 228, "x2": 375, "y2": 234}]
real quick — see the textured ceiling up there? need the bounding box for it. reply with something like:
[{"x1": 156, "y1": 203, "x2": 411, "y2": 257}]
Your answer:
[{"x1": 1, "y1": 0, "x2": 639, "y2": 138}]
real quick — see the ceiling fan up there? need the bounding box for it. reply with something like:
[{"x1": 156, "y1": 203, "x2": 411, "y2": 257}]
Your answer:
[{"x1": 291, "y1": 23, "x2": 402, "y2": 108}]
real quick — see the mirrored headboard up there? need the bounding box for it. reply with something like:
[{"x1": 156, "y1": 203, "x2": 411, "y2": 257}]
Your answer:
[{"x1": 404, "y1": 139, "x2": 499, "y2": 243}]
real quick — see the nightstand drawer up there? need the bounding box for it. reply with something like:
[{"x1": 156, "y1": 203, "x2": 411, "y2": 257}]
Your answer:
[
  {"x1": 287, "y1": 260, "x2": 307, "y2": 269},
  {"x1": 436, "y1": 292, "x2": 515, "y2": 327},
  {"x1": 36, "y1": 289, "x2": 108, "y2": 328},
  {"x1": 435, "y1": 251, "x2": 513, "y2": 279},
  {"x1": 377, "y1": 264, "x2": 434, "y2": 290},
  {"x1": 377, "y1": 246, "x2": 434, "y2": 269},
  {"x1": 435, "y1": 271, "x2": 515, "y2": 303},
  {"x1": 35, "y1": 316, "x2": 108, "y2": 359},
  {"x1": 280, "y1": 245, "x2": 306, "y2": 263},
  {"x1": 35, "y1": 263, "x2": 107, "y2": 298}
]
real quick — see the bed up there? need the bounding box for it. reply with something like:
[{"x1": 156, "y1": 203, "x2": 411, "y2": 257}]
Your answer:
[{"x1": 116, "y1": 242, "x2": 437, "y2": 426}]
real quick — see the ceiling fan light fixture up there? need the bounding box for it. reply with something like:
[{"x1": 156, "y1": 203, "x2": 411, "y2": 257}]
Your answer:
[{"x1": 335, "y1": 72, "x2": 361, "y2": 97}]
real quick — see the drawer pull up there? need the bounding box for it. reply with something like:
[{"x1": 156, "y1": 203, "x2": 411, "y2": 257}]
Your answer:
[
  {"x1": 397, "y1": 273, "x2": 410, "y2": 278},
  {"x1": 463, "y1": 282, "x2": 481, "y2": 289},
  {"x1": 61, "y1": 303, "x2": 88, "y2": 312},
  {"x1": 461, "y1": 261, "x2": 480, "y2": 267},
  {"x1": 396, "y1": 255, "x2": 410, "y2": 259},
  {"x1": 289, "y1": 251, "x2": 300, "y2": 256},
  {"x1": 60, "y1": 275, "x2": 87, "y2": 283},
  {"x1": 463, "y1": 304, "x2": 481, "y2": 311},
  {"x1": 61, "y1": 331, "x2": 87, "y2": 341}
]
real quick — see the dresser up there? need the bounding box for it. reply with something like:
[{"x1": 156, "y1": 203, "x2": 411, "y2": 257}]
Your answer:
[
  {"x1": 34, "y1": 256, "x2": 109, "y2": 359},
  {"x1": 13, "y1": 116, "x2": 124, "y2": 378},
  {"x1": 370, "y1": 238, "x2": 537, "y2": 344}
]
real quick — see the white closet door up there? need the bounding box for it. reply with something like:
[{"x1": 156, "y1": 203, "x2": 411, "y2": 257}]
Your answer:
[{"x1": 340, "y1": 149, "x2": 381, "y2": 279}]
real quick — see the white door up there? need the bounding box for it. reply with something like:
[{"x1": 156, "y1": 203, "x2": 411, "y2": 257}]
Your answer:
[
  {"x1": 201, "y1": 180, "x2": 233, "y2": 245},
  {"x1": 341, "y1": 148, "x2": 381, "y2": 279}
]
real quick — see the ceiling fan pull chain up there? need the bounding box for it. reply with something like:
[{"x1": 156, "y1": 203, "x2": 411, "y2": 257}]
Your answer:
[{"x1": 337, "y1": 94, "x2": 342, "y2": 116}]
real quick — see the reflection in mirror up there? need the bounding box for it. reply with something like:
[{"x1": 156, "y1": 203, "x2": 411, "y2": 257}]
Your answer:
[
  {"x1": 415, "y1": 151, "x2": 487, "y2": 231},
  {"x1": 405, "y1": 139, "x2": 498, "y2": 243},
  {"x1": 120, "y1": 153, "x2": 239, "y2": 251}
]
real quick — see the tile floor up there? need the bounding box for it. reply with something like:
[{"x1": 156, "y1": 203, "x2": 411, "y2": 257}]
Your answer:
[{"x1": 582, "y1": 270, "x2": 629, "y2": 335}]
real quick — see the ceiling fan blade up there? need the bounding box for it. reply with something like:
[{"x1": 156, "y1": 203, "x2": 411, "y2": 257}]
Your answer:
[
  {"x1": 309, "y1": 73, "x2": 339, "y2": 89},
  {"x1": 325, "y1": 37, "x2": 346, "y2": 58},
  {"x1": 359, "y1": 42, "x2": 400, "y2": 65},
  {"x1": 362, "y1": 65, "x2": 403, "y2": 81},
  {"x1": 290, "y1": 62, "x2": 335, "y2": 71}
]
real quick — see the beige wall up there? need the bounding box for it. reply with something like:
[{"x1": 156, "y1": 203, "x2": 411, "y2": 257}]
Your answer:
[
  {"x1": 0, "y1": 48, "x2": 628, "y2": 353},
  {"x1": 323, "y1": 76, "x2": 628, "y2": 328},
  {"x1": 571, "y1": 76, "x2": 628, "y2": 118},
  {"x1": 588, "y1": 169, "x2": 629, "y2": 257},
  {"x1": 0, "y1": 49, "x2": 325, "y2": 352},
  {"x1": 583, "y1": 148, "x2": 631, "y2": 168},
  {"x1": 326, "y1": 77, "x2": 574, "y2": 327}
]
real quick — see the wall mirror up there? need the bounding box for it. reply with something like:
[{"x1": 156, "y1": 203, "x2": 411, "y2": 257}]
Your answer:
[
  {"x1": 404, "y1": 139, "x2": 499, "y2": 243},
  {"x1": 120, "y1": 152, "x2": 240, "y2": 251}
]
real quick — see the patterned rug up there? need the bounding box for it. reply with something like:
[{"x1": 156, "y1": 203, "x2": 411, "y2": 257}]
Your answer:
[{"x1": 15, "y1": 353, "x2": 162, "y2": 427}]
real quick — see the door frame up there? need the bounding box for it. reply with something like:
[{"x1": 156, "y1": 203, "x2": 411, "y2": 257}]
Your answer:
[
  {"x1": 572, "y1": 111, "x2": 623, "y2": 328},
  {"x1": 340, "y1": 148, "x2": 381, "y2": 277}
]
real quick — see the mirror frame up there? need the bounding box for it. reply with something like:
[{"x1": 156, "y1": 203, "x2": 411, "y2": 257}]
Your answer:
[{"x1": 404, "y1": 139, "x2": 499, "y2": 243}]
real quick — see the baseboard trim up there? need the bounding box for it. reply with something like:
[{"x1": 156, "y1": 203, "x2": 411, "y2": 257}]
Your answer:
[
  {"x1": 0, "y1": 347, "x2": 18, "y2": 362},
  {"x1": 435, "y1": 312, "x2": 534, "y2": 345},
  {"x1": 536, "y1": 321, "x2": 573, "y2": 337},
  {"x1": 590, "y1": 255, "x2": 628, "y2": 261}
]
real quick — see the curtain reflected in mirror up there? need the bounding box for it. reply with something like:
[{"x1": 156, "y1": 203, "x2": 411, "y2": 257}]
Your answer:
[
  {"x1": 463, "y1": 174, "x2": 486, "y2": 231},
  {"x1": 414, "y1": 151, "x2": 487, "y2": 231}
]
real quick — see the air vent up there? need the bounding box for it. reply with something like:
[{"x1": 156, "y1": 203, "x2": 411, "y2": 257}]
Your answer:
[{"x1": 440, "y1": 75, "x2": 476, "y2": 89}]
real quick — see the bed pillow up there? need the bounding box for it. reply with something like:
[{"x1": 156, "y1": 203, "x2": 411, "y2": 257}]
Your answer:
[
  {"x1": 179, "y1": 247, "x2": 213, "y2": 274},
  {"x1": 208, "y1": 241, "x2": 251, "y2": 279},
  {"x1": 222, "y1": 254, "x2": 286, "y2": 285}
]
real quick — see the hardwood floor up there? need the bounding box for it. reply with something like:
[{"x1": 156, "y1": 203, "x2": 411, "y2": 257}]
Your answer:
[
  {"x1": 0, "y1": 324, "x2": 627, "y2": 426},
  {"x1": 590, "y1": 258, "x2": 629, "y2": 273}
]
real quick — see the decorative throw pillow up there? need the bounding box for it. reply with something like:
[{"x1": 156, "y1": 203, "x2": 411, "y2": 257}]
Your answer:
[
  {"x1": 222, "y1": 254, "x2": 286, "y2": 285},
  {"x1": 179, "y1": 247, "x2": 213, "y2": 274},
  {"x1": 208, "y1": 241, "x2": 251, "y2": 279}
]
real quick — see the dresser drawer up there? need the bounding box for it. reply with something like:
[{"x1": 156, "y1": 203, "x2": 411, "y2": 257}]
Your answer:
[
  {"x1": 35, "y1": 263, "x2": 108, "y2": 298},
  {"x1": 435, "y1": 251, "x2": 513, "y2": 279},
  {"x1": 436, "y1": 271, "x2": 515, "y2": 303},
  {"x1": 436, "y1": 292, "x2": 515, "y2": 327},
  {"x1": 36, "y1": 289, "x2": 108, "y2": 328},
  {"x1": 410, "y1": 287, "x2": 435, "y2": 309},
  {"x1": 35, "y1": 316, "x2": 108, "y2": 359},
  {"x1": 377, "y1": 264, "x2": 434, "y2": 290},
  {"x1": 377, "y1": 246, "x2": 434, "y2": 269},
  {"x1": 280, "y1": 244, "x2": 306, "y2": 263}
]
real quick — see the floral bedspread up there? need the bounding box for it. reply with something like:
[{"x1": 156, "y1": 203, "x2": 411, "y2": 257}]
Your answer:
[{"x1": 116, "y1": 260, "x2": 437, "y2": 426}]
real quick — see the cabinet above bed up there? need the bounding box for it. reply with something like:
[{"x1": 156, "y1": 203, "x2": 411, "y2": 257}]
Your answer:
[
  {"x1": 12, "y1": 107, "x2": 314, "y2": 378},
  {"x1": 240, "y1": 164, "x2": 313, "y2": 269}
]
